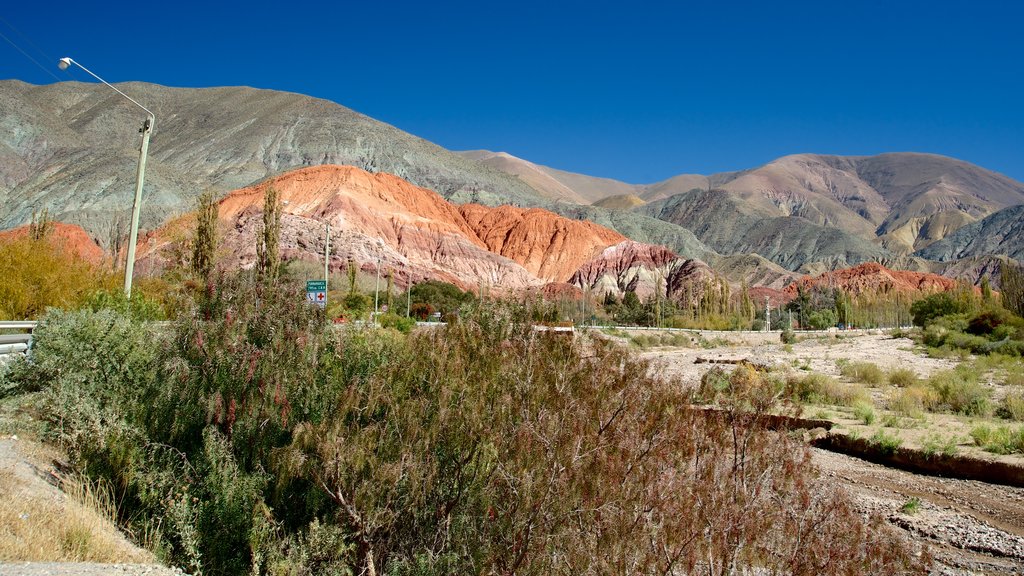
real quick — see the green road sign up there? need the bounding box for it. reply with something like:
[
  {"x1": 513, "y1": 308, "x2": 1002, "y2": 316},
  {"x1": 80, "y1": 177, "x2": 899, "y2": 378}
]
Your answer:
[{"x1": 306, "y1": 280, "x2": 327, "y2": 308}]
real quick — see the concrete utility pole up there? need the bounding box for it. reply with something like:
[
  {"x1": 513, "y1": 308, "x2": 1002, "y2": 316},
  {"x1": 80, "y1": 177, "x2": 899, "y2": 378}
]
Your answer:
[
  {"x1": 59, "y1": 57, "x2": 155, "y2": 298},
  {"x1": 324, "y1": 223, "x2": 330, "y2": 286},
  {"x1": 765, "y1": 297, "x2": 770, "y2": 331}
]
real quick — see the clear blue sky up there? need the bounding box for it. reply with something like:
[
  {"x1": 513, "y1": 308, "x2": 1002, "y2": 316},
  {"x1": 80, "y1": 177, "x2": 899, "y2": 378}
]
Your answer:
[{"x1": 2, "y1": 1, "x2": 1022, "y2": 184}]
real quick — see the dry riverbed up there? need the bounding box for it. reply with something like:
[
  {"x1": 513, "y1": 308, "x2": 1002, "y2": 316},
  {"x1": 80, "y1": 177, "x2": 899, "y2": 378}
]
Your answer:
[{"x1": 624, "y1": 328, "x2": 1024, "y2": 575}]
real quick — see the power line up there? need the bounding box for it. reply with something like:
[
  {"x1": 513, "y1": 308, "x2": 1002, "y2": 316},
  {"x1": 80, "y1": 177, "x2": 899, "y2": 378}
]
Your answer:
[{"x1": 0, "y1": 16, "x2": 62, "y2": 81}]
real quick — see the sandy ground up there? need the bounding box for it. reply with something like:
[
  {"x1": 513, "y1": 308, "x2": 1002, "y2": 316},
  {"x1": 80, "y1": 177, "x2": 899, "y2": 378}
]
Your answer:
[{"x1": 636, "y1": 330, "x2": 958, "y2": 386}]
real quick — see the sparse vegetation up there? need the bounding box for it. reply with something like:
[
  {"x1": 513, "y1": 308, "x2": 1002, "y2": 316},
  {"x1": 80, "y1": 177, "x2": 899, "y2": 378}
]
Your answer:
[
  {"x1": 888, "y1": 368, "x2": 919, "y2": 388},
  {"x1": 840, "y1": 361, "x2": 885, "y2": 385},
  {"x1": 970, "y1": 423, "x2": 1024, "y2": 455},
  {"x1": 900, "y1": 497, "x2": 922, "y2": 514},
  {"x1": 888, "y1": 386, "x2": 938, "y2": 419},
  {"x1": 921, "y1": 433, "x2": 960, "y2": 458},
  {"x1": 786, "y1": 372, "x2": 868, "y2": 406},
  {"x1": 853, "y1": 400, "x2": 877, "y2": 425},
  {"x1": 870, "y1": 429, "x2": 903, "y2": 455}
]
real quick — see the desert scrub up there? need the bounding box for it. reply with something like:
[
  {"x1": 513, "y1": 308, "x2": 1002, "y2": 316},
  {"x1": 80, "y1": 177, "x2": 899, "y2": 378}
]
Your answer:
[
  {"x1": 927, "y1": 370, "x2": 992, "y2": 416},
  {"x1": 839, "y1": 361, "x2": 885, "y2": 385},
  {"x1": 888, "y1": 368, "x2": 919, "y2": 388},
  {"x1": 9, "y1": 273, "x2": 928, "y2": 576},
  {"x1": 870, "y1": 429, "x2": 903, "y2": 455},
  {"x1": 970, "y1": 423, "x2": 1024, "y2": 455},
  {"x1": 887, "y1": 386, "x2": 939, "y2": 419},
  {"x1": 998, "y1": 392, "x2": 1024, "y2": 421},
  {"x1": 852, "y1": 400, "x2": 876, "y2": 425},
  {"x1": 921, "y1": 432, "x2": 960, "y2": 458},
  {"x1": 786, "y1": 372, "x2": 868, "y2": 406}
]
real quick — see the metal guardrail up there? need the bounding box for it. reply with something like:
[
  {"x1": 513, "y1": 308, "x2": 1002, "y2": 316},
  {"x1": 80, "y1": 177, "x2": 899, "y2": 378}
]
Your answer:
[{"x1": 0, "y1": 321, "x2": 37, "y2": 357}]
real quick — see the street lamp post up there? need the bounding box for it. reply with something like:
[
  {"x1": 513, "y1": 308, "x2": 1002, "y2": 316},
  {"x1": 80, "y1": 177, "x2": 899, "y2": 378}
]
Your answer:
[{"x1": 58, "y1": 57, "x2": 155, "y2": 298}]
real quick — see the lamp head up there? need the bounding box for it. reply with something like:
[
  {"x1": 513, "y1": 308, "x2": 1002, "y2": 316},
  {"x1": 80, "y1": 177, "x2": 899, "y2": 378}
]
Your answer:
[{"x1": 58, "y1": 57, "x2": 72, "y2": 71}]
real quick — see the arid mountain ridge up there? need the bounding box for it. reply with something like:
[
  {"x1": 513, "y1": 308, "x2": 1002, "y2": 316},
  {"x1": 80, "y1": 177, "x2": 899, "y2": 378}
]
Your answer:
[
  {"x1": 463, "y1": 150, "x2": 1024, "y2": 264},
  {"x1": 2, "y1": 80, "x2": 1022, "y2": 288},
  {"x1": 130, "y1": 164, "x2": 960, "y2": 301}
]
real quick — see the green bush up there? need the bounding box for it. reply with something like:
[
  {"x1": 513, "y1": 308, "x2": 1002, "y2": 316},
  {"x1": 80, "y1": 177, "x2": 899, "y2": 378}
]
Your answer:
[
  {"x1": 970, "y1": 424, "x2": 1024, "y2": 455},
  {"x1": 839, "y1": 361, "x2": 885, "y2": 385},
  {"x1": 869, "y1": 429, "x2": 902, "y2": 455},
  {"x1": 887, "y1": 385, "x2": 939, "y2": 419},
  {"x1": 921, "y1": 433, "x2": 959, "y2": 458},
  {"x1": 780, "y1": 327, "x2": 796, "y2": 344},
  {"x1": 887, "y1": 368, "x2": 919, "y2": 388},
  {"x1": 927, "y1": 370, "x2": 992, "y2": 416},
  {"x1": 786, "y1": 373, "x2": 867, "y2": 406},
  {"x1": 378, "y1": 312, "x2": 416, "y2": 333},
  {"x1": 998, "y1": 392, "x2": 1024, "y2": 421},
  {"x1": 853, "y1": 401, "x2": 876, "y2": 425}
]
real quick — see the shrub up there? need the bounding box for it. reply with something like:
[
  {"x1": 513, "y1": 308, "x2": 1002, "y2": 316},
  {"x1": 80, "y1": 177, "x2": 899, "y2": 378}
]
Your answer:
[
  {"x1": 921, "y1": 433, "x2": 959, "y2": 458},
  {"x1": 870, "y1": 429, "x2": 902, "y2": 455},
  {"x1": 377, "y1": 312, "x2": 416, "y2": 333},
  {"x1": 900, "y1": 497, "x2": 921, "y2": 514},
  {"x1": 840, "y1": 361, "x2": 885, "y2": 385},
  {"x1": 780, "y1": 326, "x2": 796, "y2": 344},
  {"x1": 887, "y1": 386, "x2": 939, "y2": 419},
  {"x1": 927, "y1": 370, "x2": 992, "y2": 416},
  {"x1": 970, "y1": 424, "x2": 1024, "y2": 455},
  {"x1": 998, "y1": 392, "x2": 1024, "y2": 421},
  {"x1": 887, "y1": 368, "x2": 919, "y2": 388},
  {"x1": 0, "y1": 234, "x2": 115, "y2": 319},
  {"x1": 853, "y1": 401, "x2": 876, "y2": 425},
  {"x1": 786, "y1": 373, "x2": 867, "y2": 406}
]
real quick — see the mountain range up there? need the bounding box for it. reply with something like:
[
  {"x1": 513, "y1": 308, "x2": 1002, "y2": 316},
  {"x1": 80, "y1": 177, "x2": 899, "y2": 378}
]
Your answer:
[{"x1": 2, "y1": 79, "x2": 1023, "y2": 290}]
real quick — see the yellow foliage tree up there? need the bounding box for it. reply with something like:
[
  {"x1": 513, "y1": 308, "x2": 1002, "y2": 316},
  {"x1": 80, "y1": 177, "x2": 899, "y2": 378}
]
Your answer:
[{"x1": 0, "y1": 235, "x2": 114, "y2": 319}]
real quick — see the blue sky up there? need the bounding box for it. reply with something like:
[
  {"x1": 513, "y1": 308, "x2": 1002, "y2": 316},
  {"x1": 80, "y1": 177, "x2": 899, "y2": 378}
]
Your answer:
[{"x1": 2, "y1": 1, "x2": 1022, "y2": 184}]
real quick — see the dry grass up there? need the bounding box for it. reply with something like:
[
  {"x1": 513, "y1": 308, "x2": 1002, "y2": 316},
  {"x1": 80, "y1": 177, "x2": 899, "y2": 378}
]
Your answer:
[{"x1": 0, "y1": 444, "x2": 151, "y2": 563}]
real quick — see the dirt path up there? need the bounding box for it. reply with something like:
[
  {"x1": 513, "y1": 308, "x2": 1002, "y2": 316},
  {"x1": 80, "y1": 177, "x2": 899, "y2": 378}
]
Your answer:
[{"x1": 813, "y1": 448, "x2": 1024, "y2": 575}]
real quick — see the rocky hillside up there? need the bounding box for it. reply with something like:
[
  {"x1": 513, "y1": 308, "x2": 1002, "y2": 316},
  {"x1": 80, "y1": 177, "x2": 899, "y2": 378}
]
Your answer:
[
  {"x1": 466, "y1": 150, "x2": 1024, "y2": 269},
  {"x1": 143, "y1": 165, "x2": 636, "y2": 291},
  {"x1": 785, "y1": 262, "x2": 960, "y2": 296},
  {"x1": 0, "y1": 80, "x2": 547, "y2": 242},
  {"x1": 915, "y1": 204, "x2": 1024, "y2": 262}
]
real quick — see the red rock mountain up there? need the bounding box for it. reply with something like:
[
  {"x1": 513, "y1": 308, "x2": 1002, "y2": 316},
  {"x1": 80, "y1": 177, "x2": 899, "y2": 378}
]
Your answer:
[
  {"x1": 786, "y1": 262, "x2": 960, "y2": 296},
  {"x1": 0, "y1": 222, "x2": 105, "y2": 265},
  {"x1": 154, "y1": 165, "x2": 631, "y2": 291}
]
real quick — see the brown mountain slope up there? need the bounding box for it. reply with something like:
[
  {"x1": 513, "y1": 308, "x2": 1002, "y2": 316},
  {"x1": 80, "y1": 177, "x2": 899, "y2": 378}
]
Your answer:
[
  {"x1": 593, "y1": 194, "x2": 646, "y2": 209},
  {"x1": 457, "y1": 150, "x2": 643, "y2": 204},
  {"x1": 456, "y1": 151, "x2": 588, "y2": 204},
  {"x1": 470, "y1": 150, "x2": 1024, "y2": 266}
]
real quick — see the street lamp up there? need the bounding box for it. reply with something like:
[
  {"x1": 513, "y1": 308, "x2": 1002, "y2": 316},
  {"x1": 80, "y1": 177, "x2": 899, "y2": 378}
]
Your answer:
[{"x1": 58, "y1": 57, "x2": 155, "y2": 298}]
